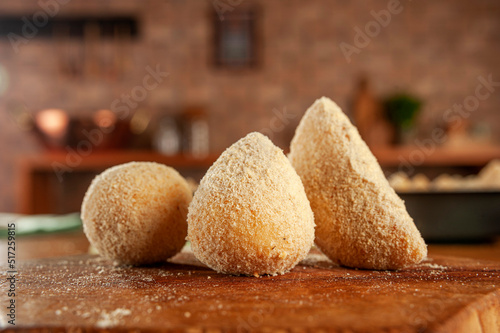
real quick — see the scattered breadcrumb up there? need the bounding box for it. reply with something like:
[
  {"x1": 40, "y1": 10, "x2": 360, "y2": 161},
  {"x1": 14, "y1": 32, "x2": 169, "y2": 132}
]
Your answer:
[
  {"x1": 417, "y1": 262, "x2": 448, "y2": 270},
  {"x1": 96, "y1": 308, "x2": 131, "y2": 328}
]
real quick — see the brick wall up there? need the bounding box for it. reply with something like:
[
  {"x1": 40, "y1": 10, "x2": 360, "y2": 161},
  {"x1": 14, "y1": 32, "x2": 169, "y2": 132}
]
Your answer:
[{"x1": 0, "y1": 0, "x2": 499, "y2": 212}]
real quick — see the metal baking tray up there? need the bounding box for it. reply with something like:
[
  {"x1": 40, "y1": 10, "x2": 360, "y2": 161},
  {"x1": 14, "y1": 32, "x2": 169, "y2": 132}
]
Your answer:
[{"x1": 398, "y1": 191, "x2": 500, "y2": 242}]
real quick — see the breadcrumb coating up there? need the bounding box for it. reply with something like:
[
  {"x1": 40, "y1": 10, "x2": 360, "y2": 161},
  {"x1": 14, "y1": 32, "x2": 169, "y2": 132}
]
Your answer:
[
  {"x1": 82, "y1": 162, "x2": 192, "y2": 265},
  {"x1": 288, "y1": 97, "x2": 427, "y2": 270},
  {"x1": 187, "y1": 132, "x2": 315, "y2": 276}
]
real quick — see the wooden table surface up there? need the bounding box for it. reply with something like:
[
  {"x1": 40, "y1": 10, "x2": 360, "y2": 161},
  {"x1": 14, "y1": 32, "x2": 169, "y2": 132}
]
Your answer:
[{"x1": 2, "y1": 248, "x2": 500, "y2": 332}]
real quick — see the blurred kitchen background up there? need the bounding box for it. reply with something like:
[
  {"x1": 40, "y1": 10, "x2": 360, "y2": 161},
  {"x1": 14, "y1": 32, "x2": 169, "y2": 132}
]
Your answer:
[{"x1": 0, "y1": 0, "x2": 500, "y2": 248}]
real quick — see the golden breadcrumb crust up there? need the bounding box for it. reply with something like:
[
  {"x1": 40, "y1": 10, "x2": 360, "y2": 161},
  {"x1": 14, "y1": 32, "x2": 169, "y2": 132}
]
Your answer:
[
  {"x1": 82, "y1": 162, "x2": 192, "y2": 265},
  {"x1": 187, "y1": 132, "x2": 315, "y2": 276},
  {"x1": 289, "y1": 97, "x2": 427, "y2": 270}
]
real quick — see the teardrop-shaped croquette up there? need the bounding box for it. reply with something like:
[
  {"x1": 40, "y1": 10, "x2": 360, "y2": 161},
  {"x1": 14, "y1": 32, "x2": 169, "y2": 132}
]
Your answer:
[
  {"x1": 188, "y1": 132, "x2": 315, "y2": 276},
  {"x1": 288, "y1": 97, "x2": 427, "y2": 270}
]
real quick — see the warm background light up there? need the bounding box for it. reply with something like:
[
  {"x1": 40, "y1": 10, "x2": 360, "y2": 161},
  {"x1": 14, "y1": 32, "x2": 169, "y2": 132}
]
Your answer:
[
  {"x1": 35, "y1": 109, "x2": 69, "y2": 139},
  {"x1": 93, "y1": 109, "x2": 117, "y2": 129}
]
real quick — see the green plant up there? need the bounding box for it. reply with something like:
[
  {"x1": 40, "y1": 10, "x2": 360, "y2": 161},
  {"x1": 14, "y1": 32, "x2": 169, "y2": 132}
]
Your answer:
[{"x1": 384, "y1": 94, "x2": 422, "y2": 130}]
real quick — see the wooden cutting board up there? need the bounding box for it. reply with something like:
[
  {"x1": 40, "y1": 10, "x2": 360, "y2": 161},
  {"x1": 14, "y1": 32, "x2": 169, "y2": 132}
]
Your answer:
[{"x1": 2, "y1": 249, "x2": 500, "y2": 332}]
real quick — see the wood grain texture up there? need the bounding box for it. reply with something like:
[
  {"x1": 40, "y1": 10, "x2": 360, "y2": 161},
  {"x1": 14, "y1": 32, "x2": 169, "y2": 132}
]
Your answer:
[{"x1": 1, "y1": 250, "x2": 500, "y2": 332}]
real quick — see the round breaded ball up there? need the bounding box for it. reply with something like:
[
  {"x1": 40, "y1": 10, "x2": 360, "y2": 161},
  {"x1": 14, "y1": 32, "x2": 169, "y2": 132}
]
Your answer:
[
  {"x1": 82, "y1": 162, "x2": 192, "y2": 265},
  {"x1": 187, "y1": 132, "x2": 315, "y2": 276}
]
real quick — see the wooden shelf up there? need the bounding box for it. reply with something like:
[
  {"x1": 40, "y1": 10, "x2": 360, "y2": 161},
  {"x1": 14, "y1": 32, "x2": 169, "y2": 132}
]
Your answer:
[
  {"x1": 15, "y1": 146, "x2": 500, "y2": 214},
  {"x1": 18, "y1": 150, "x2": 220, "y2": 171},
  {"x1": 16, "y1": 150, "x2": 220, "y2": 214}
]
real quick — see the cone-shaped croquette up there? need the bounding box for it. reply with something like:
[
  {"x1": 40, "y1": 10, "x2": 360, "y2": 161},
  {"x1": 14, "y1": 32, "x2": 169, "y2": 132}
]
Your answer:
[
  {"x1": 289, "y1": 97, "x2": 427, "y2": 270},
  {"x1": 188, "y1": 132, "x2": 315, "y2": 276}
]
